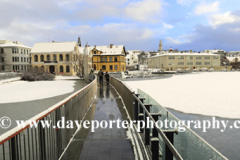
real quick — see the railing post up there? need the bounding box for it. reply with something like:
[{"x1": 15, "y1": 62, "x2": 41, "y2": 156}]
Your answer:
[
  {"x1": 138, "y1": 98, "x2": 145, "y2": 133},
  {"x1": 151, "y1": 113, "x2": 161, "y2": 138},
  {"x1": 144, "y1": 104, "x2": 152, "y2": 145},
  {"x1": 10, "y1": 136, "x2": 18, "y2": 160},
  {"x1": 39, "y1": 119, "x2": 46, "y2": 160},
  {"x1": 151, "y1": 137, "x2": 159, "y2": 160},
  {"x1": 165, "y1": 132, "x2": 174, "y2": 160},
  {"x1": 133, "y1": 94, "x2": 139, "y2": 123}
]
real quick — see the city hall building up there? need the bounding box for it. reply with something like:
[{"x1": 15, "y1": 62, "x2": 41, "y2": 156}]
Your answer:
[
  {"x1": 31, "y1": 41, "x2": 80, "y2": 75},
  {"x1": 92, "y1": 44, "x2": 126, "y2": 72}
]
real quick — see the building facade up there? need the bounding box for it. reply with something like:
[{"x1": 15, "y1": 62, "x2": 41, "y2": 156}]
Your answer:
[
  {"x1": 92, "y1": 44, "x2": 126, "y2": 72},
  {"x1": 31, "y1": 41, "x2": 80, "y2": 76},
  {"x1": 0, "y1": 40, "x2": 31, "y2": 72},
  {"x1": 148, "y1": 52, "x2": 223, "y2": 71},
  {"x1": 126, "y1": 51, "x2": 139, "y2": 66}
]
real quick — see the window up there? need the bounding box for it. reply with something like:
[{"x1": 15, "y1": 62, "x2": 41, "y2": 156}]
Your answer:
[
  {"x1": 128, "y1": 59, "x2": 129, "y2": 61},
  {"x1": 196, "y1": 62, "x2": 201, "y2": 65},
  {"x1": 27, "y1": 58, "x2": 28, "y2": 62},
  {"x1": 110, "y1": 65, "x2": 113, "y2": 70},
  {"x1": 105, "y1": 57, "x2": 107, "y2": 62},
  {"x1": 102, "y1": 65, "x2": 106, "y2": 70},
  {"x1": 169, "y1": 56, "x2": 175, "y2": 59},
  {"x1": 41, "y1": 55, "x2": 44, "y2": 62},
  {"x1": 94, "y1": 51, "x2": 97, "y2": 54},
  {"x1": 178, "y1": 62, "x2": 184, "y2": 65},
  {"x1": 213, "y1": 62, "x2": 219, "y2": 65},
  {"x1": 66, "y1": 54, "x2": 69, "y2": 61},
  {"x1": 114, "y1": 65, "x2": 118, "y2": 70},
  {"x1": 204, "y1": 62, "x2": 210, "y2": 65},
  {"x1": 178, "y1": 56, "x2": 184, "y2": 59},
  {"x1": 134, "y1": 61, "x2": 137, "y2": 63},
  {"x1": 66, "y1": 65, "x2": 70, "y2": 72},
  {"x1": 24, "y1": 49, "x2": 25, "y2": 54},
  {"x1": 205, "y1": 56, "x2": 210, "y2": 59},
  {"x1": 1, "y1": 48, "x2": 4, "y2": 53},
  {"x1": 101, "y1": 57, "x2": 103, "y2": 62},
  {"x1": 114, "y1": 57, "x2": 117, "y2": 62},
  {"x1": 132, "y1": 57, "x2": 133, "y2": 60},
  {"x1": 13, "y1": 65, "x2": 15, "y2": 71},
  {"x1": 196, "y1": 56, "x2": 202, "y2": 59},
  {"x1": 187, "y1": 62, "x2": 193, "y2": 65},
  {"x1": 47, "y1": 55, "x2": 50, "y2": 61},
  {"x1": 21, "y1": 57, "x2": 23, "y2": 62},
  {"x1": 17, "y1": 48, "x2": 19, "y2": 53},
  {"x1": 34, "y1": 55, "x2": 38, "y2": 62},
  {"x1": 12, "y1": 57, "x2": 14, "y2": 62},
  {"x1": 168, "y1": 62, "x2": 175, "y2": 65},
  {"x1": 1, "y1": 57, "x2": 4, "y2": 62},
  {"x1": 60, "y1": 65, "x2": 63, "y2": 72},
  {"x1": 213, "y1": 56, "x2": 219, "y2": 59},
  {"x1": 128, "y1": 63, "x2": 129, "y2": 65},
  {"x1": 2, "y1": 65, "x2": 4, "y2": 71},
  {"x1": 12, "y1": 48, "x2": 14, "y2": 53},
  {"x1": 187, "y1": 56, "x2": 193, "y2": 60},
  {"x1": 53, "y1": 54, "x2": 56, "y2": 61},
  {"x1": 27, "y1": 50, "x2": 28, "y2": 55},
  {"x1": 24, "y1": 65, "x2": 26, "y2": 71},
  {"x1": 21, "y1": 65, "x2": 23, "y2": 71},
  {"x1": 110, "y1": 57, "x2": 113, "y2": 62},
  {"x1": 59, "y1": 54, "x2": 63, "y2": 61}
]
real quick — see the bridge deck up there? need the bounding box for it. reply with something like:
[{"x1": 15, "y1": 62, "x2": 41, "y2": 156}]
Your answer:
[{"x1": 62, "y1": 82, "x2": 135, "y2": 160}]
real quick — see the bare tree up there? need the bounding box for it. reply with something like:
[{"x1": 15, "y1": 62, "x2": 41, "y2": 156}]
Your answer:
[{"x1": 72, "y1": 53, "x2": 84, "y2": 77}]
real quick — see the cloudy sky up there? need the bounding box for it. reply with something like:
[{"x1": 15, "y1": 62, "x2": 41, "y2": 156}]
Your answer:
[{"x1": 1, "y1": 0, "x2": 240, "y2": 51}]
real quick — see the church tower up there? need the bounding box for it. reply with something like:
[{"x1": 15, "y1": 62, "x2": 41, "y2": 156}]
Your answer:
[
  {"x1": 158, "y1": 39, "x2": 163, "y2": 51},
  {"x1": 78, "y1": 37, "x2": 81, "y2": 47}
]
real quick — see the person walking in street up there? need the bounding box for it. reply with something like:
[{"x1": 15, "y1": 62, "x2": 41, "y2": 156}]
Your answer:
[
  {"x1": 98, "y1": 69, "x2": 104, "y2": 86},
  {"x1": 105, "y1": 71, "x2": 110, "y2": 85}
]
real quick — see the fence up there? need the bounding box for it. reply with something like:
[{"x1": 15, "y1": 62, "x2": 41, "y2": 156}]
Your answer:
[
  {"x1": 0, "y1": 73, "x2": 21, "y2": 81},
  {"x1": 0, "y1": 75, "x2": 97, "y2": 160},
  {"x1": 110, "y1": 76, "x2": 227, "y2": 160}
]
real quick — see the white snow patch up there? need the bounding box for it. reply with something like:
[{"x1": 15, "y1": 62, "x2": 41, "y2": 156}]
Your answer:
[
  {"x1": 55, "y1": 76, "x2": 82, "y2": 80},
  {"x1": 0, "y1": 81, "x2": 75, "y2": 103},
  {"x1": 125, "y1": 72, "x2": 240, "y2": 119},
  {"x1": 0, "y1": 77, "x2": 21, "y2": 85}
]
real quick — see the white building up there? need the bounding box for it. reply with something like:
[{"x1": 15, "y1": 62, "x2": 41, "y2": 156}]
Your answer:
[
  {"x1": 0, "y1": 40, "x2": 31, "y2": 72},
  {"x1": 148, "y1": 52, "x2": 222, "y2": 71},
  {"x1": 228, "y1": 51, "x2": 240, "y2": 57},
  {"x1": 126, "y1": 51, "x2": 139, "y2": 66}
]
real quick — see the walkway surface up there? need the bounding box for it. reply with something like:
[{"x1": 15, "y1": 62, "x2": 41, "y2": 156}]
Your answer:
[{"x1": 62, "y1": 82, "x2": 135, "y2": 160}]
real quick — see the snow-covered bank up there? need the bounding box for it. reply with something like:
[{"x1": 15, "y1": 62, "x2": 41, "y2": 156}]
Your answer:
[
  {"x1": 0, "y1": 77, "x2": 21, "y2": 85},
  {"x1": 55, "y1": 76, "x2": 83, "y2": 80},
  {"x1": 125, "y1": 72, "x2": 240, "y2": 119},
  {"x1": 0, "y1": 81, "x2": 75, "y2": 103}
]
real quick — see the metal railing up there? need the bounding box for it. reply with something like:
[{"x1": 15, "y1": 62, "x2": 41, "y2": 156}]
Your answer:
[
  {"x1": 110, "y1": 76, "x2": 228, "y2": 160},
  {"x1": 0, "y1": 75, "x2": 97, "y2": 160}
]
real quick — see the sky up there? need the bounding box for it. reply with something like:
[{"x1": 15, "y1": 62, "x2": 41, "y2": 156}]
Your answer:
[{"x1": 1, "y1": 0, "x2": 240, "y2": 52}]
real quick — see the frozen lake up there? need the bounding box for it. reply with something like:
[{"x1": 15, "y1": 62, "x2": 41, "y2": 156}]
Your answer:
[{"x1": 125, "y1": 72, "x2": 240, "y2": 119}]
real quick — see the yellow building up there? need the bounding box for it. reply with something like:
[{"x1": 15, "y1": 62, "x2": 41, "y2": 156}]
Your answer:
[
  {"x1": 31, "y1": 41, "x2": 80, "y2": 76},
  {"x1": 92, "y1": 44, "x2": 126, "y2": 72}
]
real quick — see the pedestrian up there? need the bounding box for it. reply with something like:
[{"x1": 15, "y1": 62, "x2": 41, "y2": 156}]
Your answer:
[
  {"x1": 98, "y1": 69, "x2": 104, "y2": 86},
  {"x1": 105, "y1": 71, "x2": 110, "y2": 85}
]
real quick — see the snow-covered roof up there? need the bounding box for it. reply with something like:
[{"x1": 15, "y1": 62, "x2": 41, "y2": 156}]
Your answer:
[
  {"x1": 93, "y1": 45, "x2": 125, "y2": 55},
  {"x1": 150, "y1": 52, "x2": 220, "y2": 58},
  {"x1": 0, "y1": 43, "x2": 31, "y2": 49},
  {"x1": 31, "y1": 42, "x2": 77, "y2": 53},
  {"x1": 225, "y1": 57, "x2": 240, "y2": 62}
]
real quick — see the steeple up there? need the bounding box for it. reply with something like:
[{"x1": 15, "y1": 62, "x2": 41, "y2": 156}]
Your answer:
[
  {"x1": 78, "y1": 37, "x2": 81, "y2": 47},
  {"x1": 158, "y1": 39, "x2": 163, "y2": 51}
]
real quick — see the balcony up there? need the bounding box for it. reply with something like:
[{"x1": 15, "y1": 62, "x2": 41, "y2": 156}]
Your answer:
[{"x1": 44, "y1": 60, "x2": 58, "y2": 65}]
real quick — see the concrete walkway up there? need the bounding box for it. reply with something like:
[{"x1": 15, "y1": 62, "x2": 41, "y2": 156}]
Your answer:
[{"x1": 62, "y1": 82, "x2": 135, "y2": 160}]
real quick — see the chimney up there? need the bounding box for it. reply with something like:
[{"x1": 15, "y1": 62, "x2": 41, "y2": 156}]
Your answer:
[
  {"x1": 94, "y1": 45, "x2": 96, "y2": 48},
  {"x1": 52, "y1": 40, "x2": 54, "y2": 43},
  {"x1": 190, "y1": 50, "x2": 192, "y2": 53},
  {"x1": 110, "y1": 44, "x2": 113, "y2": 48}
]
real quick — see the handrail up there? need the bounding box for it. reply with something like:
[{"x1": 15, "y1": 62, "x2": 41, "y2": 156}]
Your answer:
[
  {"x1": 0, "y1": 76, "x2": 97, "y2": 145},
  {"x1": 133, "y1": 94, "x2": 183, "y2": 160}
]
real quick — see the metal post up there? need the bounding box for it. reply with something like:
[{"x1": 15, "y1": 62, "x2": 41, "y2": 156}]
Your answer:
[
  {"x1": 38, "y1": 120, "x2": 46, "y2": 160},
  {"x1": 10, "y1": 136, "x2": 18, "y2": 160},
  {"x1": 165, "y1": 132, "x2": 174, "y2": 160},
  {"x1": 144, "y1": 104, "x2": 152, "y2": 145},
  {"x1": 134, "y1": 94, "x2": 139, "y2": 123},
  {"x1": 151, "y1": 137, "x2": 159, "y2": 160},
  {"x1": 151, "y1": 113, "x2": 161, "y2": 138}
]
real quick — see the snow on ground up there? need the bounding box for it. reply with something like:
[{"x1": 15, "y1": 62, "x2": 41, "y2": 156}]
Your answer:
[
  {"x1": 0, "y1": 81, "x2": 75, "y2": 103},
  {"x1": 0, "y1": 77, "x2": 21, "y2": 85},
  {"x1": 55, "y1": 76, "x2": 83, "y2": 80},
  {"x1": 125, "y1": 72, "x2": 240, "y2": 119}
]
